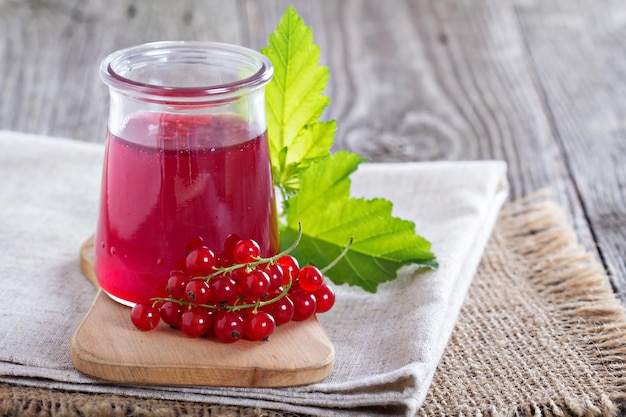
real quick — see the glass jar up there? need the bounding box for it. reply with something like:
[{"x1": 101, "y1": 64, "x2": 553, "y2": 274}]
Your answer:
[{"x1": 95, "y1": 41, "x2": 278, "y2": 306}]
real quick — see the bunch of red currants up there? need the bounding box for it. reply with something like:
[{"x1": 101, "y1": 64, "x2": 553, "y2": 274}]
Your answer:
[{"x1": 130, "y1": 235, "x2": 335, "y2": 343}]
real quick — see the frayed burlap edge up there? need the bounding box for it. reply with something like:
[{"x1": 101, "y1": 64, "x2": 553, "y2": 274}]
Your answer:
[
  {"x1": 418, "y1": 190, "x2": 626, "y2": 417},
  {"x1": 499, "y1": 191, "x2": 626, "y2": 403},
  {"x1": 0, "y1": 382, "x2": 299, "y2": 417}
]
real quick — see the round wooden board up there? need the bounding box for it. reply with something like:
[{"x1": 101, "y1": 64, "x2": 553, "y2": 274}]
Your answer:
[{"x1": 71, "y1": 237, "x2": 335, "y2": 388}]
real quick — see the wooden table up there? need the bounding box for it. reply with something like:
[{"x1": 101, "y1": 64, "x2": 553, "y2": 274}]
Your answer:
[{"x1": 1, "y1": 0, "x2": 624, "y2": 414}]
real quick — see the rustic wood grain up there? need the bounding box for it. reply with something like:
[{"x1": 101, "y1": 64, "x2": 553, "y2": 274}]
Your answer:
[
  {"x1": 71, "y1": 293, "x2": 335, "y2": 388},
  {"x1": 513, "y1": 0, "x2": 626, "y2": 300},
  {"x1": 72, "y1": 236, "x2": 335, "y2": 388}
]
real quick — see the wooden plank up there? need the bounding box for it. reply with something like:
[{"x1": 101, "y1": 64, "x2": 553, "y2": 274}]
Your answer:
[
  {"x1": 71, "y1": 237, "x2": 335, "y2": 388},
  {"x1": 71, "y1": 292, "x2": 335, "y2": 387},
  {"x1": 514, "y1": 0, "x2": 626, "y2": 300},
  {"x1": 255, "y1": 1, "x2": 597, "y2": 250}
]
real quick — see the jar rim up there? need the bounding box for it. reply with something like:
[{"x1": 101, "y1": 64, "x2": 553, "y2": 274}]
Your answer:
[{"x1": 100, "y1": 41, "x2": 273, "y2": 103}]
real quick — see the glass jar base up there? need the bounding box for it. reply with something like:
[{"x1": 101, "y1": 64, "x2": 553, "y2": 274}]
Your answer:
[{"x1": 102, "y1": 290, "x2": 135, "y2": 307}]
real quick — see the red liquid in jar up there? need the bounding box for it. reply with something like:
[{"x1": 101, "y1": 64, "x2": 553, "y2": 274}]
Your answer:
[{"x1": 94, "y1": 113, "x2": 279, "y2": 305}]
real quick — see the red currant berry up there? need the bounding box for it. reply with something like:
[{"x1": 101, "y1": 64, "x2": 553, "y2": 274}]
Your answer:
[
  {"x1": 277, "y1": 255, "x2": 299, "y2": 285},
  {"x1": 241, "y1": 270, "x2": 271, "y2": 301},
  {"x1": 264, "y1": 263, "x2": 284, "y2": 292},
  {"x1": 130, "y1": 302, "x2": 161, "y2": 331},
  {"x1": 265, "y1": 295, "x2": 294, "y2": 325},
  {"x1": 208, "y1": 276, "x2": 237, "y2": 305},
  {"x1": 232, "y1": 239, "x2": 261, "y2": 264},
  {"x1": 288, "y1": 279, "x2": 303, "y2": 294},
  {"x1": 180, "y1": 306, "x2": 213, "y2": 338},
  {"x1": 313, "y1": 283, "x2": 335, "y2": 313},
  {"x1": 213, "y1": 310, "x2": 244, "y2": 343},
  {"x1": 185, "y1": 246, "x2": 216, "y2": 276},
  {"x1": 298, "y1": 265, "x2": 324, "y2": 292},
  {"x1": 166, "y1": 271, "x2": 190, "y2": 299},
  {"x1": 243, "y1": 311, "x2": 276, "y2": 341},
  {"x1": 291, "y1": 291, "x2": 317, "y2": 321},
  {"x1": 216, "y1": 233, "x2": 241, "y2": 267},
  {"x1": 229, "y1": 267, "x2": 248, "y2": 296},
  {"x1": 185, "y1": 278, "x2": 212, "y2": 304},
  {"x1": 159, "y1": 301, "x2": 183, "y2": 328}
]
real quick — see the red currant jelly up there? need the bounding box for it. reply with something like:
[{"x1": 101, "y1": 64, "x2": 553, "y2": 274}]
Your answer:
[{"x1": 95, "y1": 113, "x2": 279, "y2": 305}]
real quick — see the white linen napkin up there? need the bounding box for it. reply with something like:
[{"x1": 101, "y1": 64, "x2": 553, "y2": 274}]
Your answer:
[{"x1": 0, "y1": 130, "x2": 508, "y2": 416}]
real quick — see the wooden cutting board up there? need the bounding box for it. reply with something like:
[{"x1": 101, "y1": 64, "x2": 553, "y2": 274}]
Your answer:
[{"x1": 70, "y1": 237, "x2": 335, "y2": 388}]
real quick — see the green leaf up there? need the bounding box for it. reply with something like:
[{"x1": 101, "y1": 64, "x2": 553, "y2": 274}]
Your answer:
[
  {"x1": 263, "y1": 6, "x2": 438, "y2": 293},
  {"x1": 273, "y1": 120, "x2": 336, "y2": 197},
  {"x1": 281, "y1": 152, "x2": 438, "y2": 293},
  {"x1": 261, "y1": 6, "x2": 334, "y2": 196}
]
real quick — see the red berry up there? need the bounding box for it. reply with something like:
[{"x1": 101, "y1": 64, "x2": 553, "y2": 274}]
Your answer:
[
  {"x1": 298, "y1": 265, "x2": 324, "y2": 292},
  {"x1": 216, "y1": 234, "x2": 241, "y2": 267},
  {"x1": 288, "y1": 279, "x2": 304, "y2": 294},
  {"x1": 166, "y1": 271, "x2": 190, "y2": 299},
  {"x1": 159, "y1": 301, "x2": 183, "y2": 328},
  {"x1": 185, "y1": 246, "x2": 216, "y2": 276},
  {"x1": 213, "y1": 310, "x2": 244, "y2": 343},
  {"x1": 291, "y1": 291, "x2": 317, "y2": 321},
  {"x1": 313, "y1": 283, "x2": 335, "y2": 313},
  {"x1": 180, "y1": 306, "x2": 213, "y2": 338},
  {"x1": 241, "y1": 270, "x2": 271, "y2": 301},
  {"x1": 265, "y1": 295, "x2": 294, "y2": 325},
  {"x1": 185, "y1": 278, "x2": 212, "y2": 304},
  {"x1": 243, "y1": 311, "x2": 276, "y2": 341},
  {"x1": 277, "y1": 255, "x2": 299, "y2": 285},
  {"x1": 232, "y1": 239, "x2": 261, "y2": 264},
  {"x1": 264, "y1": 263, "x2": 284, "y2": 292},
  {"x1": 229, "y1": 267, "x2": 248, "y2": 296},
  {"x1": 130, "y1": 302, "x2": 161, "y2": 331},
  {"x1": 208, "y1": 276, "x2": 237, "y2": 305}
]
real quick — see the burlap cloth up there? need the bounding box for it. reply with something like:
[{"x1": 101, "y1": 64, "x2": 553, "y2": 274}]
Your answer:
[{"x1": 2, "y1": 191, "x2": 625, "y2": 416}]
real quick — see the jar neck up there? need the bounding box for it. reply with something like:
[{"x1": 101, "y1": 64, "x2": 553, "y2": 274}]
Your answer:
[{"x1": 100, "y1": 41, "x2": 273, "y2": 105}]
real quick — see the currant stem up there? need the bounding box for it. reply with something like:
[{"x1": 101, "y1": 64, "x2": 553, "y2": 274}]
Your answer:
[
  {"x1": 201, "y1": 222, "x2": 303, "y2": 281},
  {"x1": 320, "y1": 236, "x2": 354, "y2": 274},
  {"x1": 231, "y1": 279, "x2": 292, "y2": 313},
  {"x1": 151, "y1": 277, "x2": 294, "y2": 313}
]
